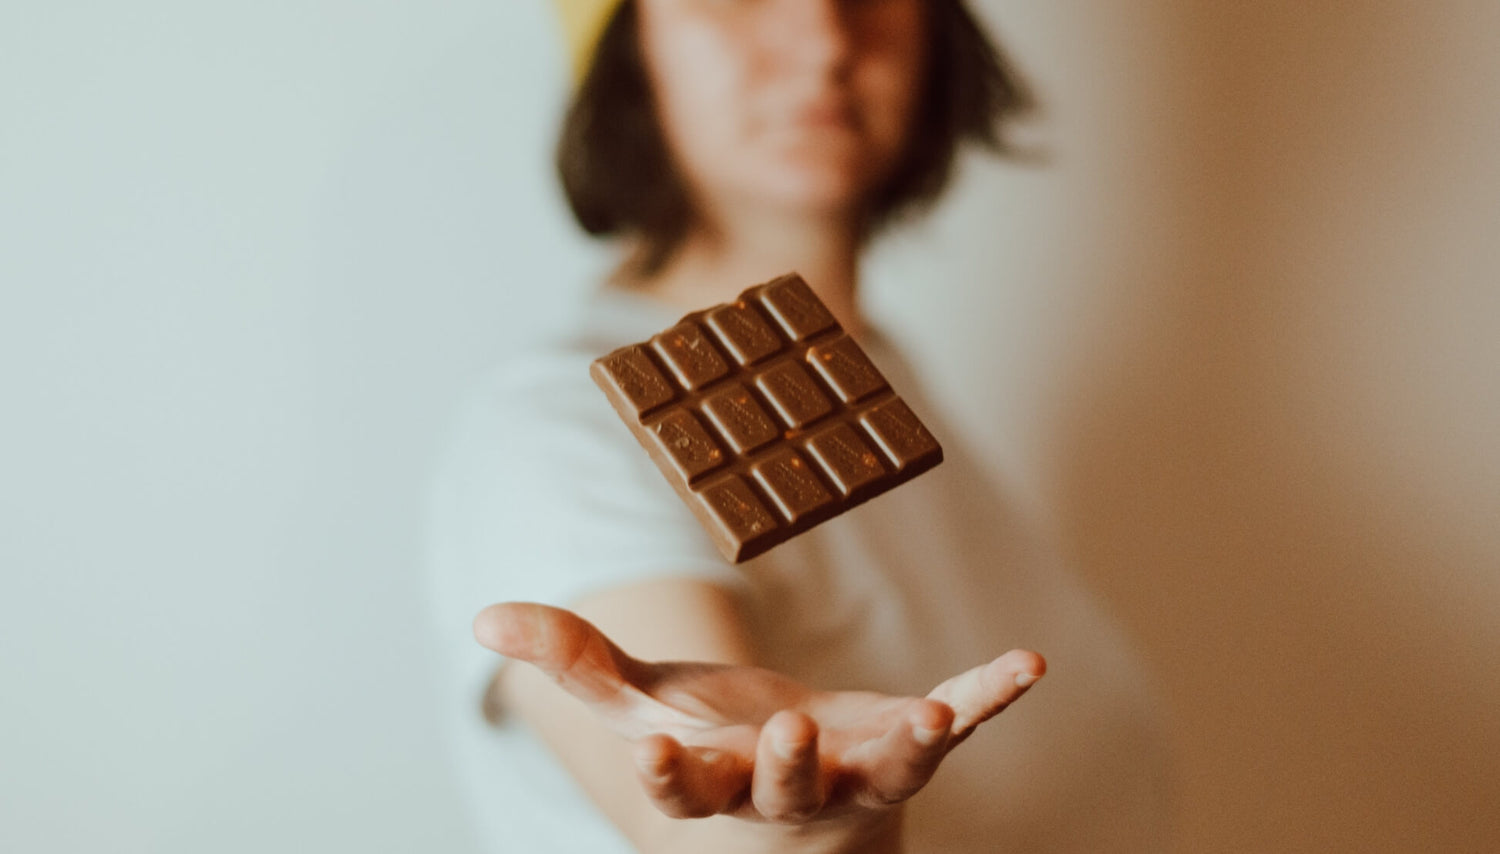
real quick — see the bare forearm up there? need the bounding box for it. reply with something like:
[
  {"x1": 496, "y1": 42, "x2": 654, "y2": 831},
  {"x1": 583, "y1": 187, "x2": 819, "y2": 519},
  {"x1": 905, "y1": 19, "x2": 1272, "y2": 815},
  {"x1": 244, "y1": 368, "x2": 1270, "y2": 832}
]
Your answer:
[
  {"x1": 499, "y1": 657, "x2": 904, "y2": 854},
  {"x1": 490, "y1": 582, "x2": 890, "y2": 853},
  {"x1": 473, "y1": 584, "x2": 1042, "y2": 854}
]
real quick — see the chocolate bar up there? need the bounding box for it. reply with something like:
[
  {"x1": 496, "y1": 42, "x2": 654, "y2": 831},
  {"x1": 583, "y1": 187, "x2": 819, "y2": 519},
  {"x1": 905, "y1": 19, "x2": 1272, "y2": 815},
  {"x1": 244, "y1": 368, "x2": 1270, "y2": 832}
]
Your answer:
[{"x1": 590, "y1": 274, "x2": 943, "y2": 563}]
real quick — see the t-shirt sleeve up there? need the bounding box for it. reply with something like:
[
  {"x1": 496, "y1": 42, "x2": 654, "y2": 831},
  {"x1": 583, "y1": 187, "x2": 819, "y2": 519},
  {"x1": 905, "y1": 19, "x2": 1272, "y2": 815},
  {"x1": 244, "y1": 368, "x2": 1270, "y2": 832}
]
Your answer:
[{"x1": 424, "y1": 349, "x2": 742, "y2": 708}]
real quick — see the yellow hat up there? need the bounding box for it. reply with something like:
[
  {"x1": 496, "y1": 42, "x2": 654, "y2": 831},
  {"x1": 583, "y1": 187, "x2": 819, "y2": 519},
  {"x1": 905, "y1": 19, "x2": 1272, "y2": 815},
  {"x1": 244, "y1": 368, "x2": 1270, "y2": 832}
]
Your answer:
[{"x1": 553, "y1": 0, "x2": 627, "y2": 83}]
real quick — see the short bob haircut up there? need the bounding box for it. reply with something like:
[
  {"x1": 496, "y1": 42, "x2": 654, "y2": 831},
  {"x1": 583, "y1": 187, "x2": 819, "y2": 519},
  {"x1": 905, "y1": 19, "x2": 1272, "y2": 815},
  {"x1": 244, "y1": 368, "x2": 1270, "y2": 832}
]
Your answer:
[{"x1": 556, "y1": 0, "x2": 1035, "y2": 277}]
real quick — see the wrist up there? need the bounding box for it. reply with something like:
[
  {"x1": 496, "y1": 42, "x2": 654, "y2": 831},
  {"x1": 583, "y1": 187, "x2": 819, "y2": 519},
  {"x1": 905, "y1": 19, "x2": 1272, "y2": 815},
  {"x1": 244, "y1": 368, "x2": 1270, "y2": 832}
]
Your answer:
[
  {"x1": 648, "y1": 806, "x2": 904, "y2": 854},
  {"x1": 817, "y1": 807, "x2": 904, "y2": 854}
]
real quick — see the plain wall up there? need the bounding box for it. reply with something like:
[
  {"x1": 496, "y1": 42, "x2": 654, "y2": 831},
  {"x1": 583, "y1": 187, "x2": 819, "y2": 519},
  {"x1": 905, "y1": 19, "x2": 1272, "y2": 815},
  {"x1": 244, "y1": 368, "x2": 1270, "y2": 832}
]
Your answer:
[
  {"x1": 888, "y1": 3, "x2": 1500, "y2": 851},
  {"x1": 2, "y1": 2, "x2": 1495, "y2": 852}
]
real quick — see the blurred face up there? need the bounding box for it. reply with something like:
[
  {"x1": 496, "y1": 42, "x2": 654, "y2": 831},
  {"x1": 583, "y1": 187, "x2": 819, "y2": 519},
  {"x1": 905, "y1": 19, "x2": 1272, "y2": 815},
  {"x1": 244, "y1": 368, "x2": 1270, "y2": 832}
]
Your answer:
[{"x1": 636, "y1": 0, "x2": 929, "y2": 227}]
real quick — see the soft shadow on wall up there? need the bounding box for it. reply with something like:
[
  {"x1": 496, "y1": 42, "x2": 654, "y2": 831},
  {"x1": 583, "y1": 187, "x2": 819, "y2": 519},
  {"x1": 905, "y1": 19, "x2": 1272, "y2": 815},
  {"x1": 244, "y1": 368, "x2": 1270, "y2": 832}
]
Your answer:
[{"x1": 1044, "y1": 4, "x2": 1500, "y2": 852}]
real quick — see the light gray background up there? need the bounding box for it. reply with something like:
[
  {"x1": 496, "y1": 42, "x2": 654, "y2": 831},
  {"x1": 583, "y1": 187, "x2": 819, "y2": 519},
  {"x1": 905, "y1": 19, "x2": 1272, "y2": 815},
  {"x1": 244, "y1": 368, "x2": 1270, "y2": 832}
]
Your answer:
[{"x1": 4, "y1": 2, "x2": 1498, "y2": 852}]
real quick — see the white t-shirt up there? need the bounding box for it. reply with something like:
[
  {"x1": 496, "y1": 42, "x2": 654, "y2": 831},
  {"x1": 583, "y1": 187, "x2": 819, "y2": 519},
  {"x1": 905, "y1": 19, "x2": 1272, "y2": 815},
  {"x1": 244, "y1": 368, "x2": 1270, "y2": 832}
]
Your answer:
[{"x1": 426, "y1": 287, "x2": 1171, "y2": 853}]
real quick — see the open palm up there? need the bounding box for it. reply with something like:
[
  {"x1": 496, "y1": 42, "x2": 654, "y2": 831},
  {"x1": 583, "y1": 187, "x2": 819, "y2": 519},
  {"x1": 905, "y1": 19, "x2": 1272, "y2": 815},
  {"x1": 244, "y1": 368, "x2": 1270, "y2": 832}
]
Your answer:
[{"x1": 474, "y1": 602, "x2": 1045, "y2": 823}]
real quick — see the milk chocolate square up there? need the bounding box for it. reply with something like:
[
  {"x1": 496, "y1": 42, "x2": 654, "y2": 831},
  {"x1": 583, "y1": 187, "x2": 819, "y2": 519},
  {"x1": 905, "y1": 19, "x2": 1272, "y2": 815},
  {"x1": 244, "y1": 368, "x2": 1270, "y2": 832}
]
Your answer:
[{"x1": 590, "y1": 273, "x2": 943, "y2": 563}]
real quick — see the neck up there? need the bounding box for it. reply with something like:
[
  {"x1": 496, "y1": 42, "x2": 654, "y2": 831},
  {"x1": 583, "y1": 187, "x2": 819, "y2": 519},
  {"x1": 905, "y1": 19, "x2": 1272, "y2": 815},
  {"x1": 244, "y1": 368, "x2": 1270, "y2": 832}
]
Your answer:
[{"x1": 619, "y1": 212, "x2": 864, "y2": 336}]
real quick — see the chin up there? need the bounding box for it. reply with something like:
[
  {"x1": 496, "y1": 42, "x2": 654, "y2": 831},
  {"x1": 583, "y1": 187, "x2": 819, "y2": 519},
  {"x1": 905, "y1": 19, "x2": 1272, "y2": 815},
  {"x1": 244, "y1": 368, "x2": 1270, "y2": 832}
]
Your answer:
[{"x1": 748, "y1": 161, "x2": 881, "y2": 219}]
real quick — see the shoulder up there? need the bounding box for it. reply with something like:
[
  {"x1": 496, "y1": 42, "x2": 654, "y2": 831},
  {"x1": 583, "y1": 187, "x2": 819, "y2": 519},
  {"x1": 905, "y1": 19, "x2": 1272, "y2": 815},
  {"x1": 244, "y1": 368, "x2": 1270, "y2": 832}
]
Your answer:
[
  {"x1": 427, "y1": 327, "x2": 734, "y2": 611},
  {"x1": 458, "y1": 342, "x2": 606, "y2": 446},
  {"x1": 457, "y1": 286, "x2": 680, "y2": 436},
  {"x1": 435, "y1": 338, "x2": 645, "y2": 536}
]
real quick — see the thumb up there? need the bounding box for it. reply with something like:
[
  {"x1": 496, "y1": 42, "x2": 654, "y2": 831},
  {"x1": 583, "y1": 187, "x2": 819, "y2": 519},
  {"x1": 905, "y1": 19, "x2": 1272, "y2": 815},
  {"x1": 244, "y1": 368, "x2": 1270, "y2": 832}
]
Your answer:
[{"x1": 925, "y1": 649, "x2": 1046, "y2": 747}]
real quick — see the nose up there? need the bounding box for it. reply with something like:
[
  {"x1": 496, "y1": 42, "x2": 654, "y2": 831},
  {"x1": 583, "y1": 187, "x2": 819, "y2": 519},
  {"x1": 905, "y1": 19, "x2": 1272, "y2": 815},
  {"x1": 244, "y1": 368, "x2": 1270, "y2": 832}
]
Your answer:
[{"x1": 779, "y1": 0, "x2": 855, "y2": 78}]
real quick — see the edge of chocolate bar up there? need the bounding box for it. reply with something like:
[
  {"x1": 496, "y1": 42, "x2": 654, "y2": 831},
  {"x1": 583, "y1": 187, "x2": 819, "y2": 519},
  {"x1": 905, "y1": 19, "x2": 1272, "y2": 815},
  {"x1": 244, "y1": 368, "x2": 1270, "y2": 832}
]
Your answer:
[{"x1": 590, "y1": 273, "x2": 943, "y2": 563}]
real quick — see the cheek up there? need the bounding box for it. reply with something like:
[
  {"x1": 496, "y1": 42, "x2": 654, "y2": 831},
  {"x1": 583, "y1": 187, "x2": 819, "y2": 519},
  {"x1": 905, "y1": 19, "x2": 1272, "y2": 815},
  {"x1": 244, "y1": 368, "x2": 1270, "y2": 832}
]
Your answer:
[
  {"x1": 642, "y1": 18, "x2": 750, "y2": 173},
  {"x1": 857, "y1": 67, "x2": 921, "y2": 157},
  {"x1": 855, "y1": 10, "x2": 929, "y2": 153}
]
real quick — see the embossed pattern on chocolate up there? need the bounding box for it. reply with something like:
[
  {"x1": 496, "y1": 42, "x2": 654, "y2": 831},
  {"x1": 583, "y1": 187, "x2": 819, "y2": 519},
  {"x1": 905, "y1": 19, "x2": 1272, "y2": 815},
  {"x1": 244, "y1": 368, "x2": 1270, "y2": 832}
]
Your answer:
[{"x1": 590, "y1": 273, "x2": 943, "y2": 563}]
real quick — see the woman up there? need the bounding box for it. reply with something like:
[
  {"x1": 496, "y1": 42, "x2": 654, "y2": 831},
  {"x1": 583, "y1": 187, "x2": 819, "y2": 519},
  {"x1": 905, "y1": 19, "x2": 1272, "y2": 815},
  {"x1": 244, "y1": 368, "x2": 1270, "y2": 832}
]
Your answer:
[{"x1": 428, "y1": 1, "x2": 1170, "y2": 851}]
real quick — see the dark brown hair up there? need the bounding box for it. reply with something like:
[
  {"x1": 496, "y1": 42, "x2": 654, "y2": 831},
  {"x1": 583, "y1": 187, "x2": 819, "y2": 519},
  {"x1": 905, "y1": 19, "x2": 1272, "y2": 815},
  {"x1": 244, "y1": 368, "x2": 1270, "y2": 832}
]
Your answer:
[{"x1": 556, "y1": 0, "x2": 1035, "y2": 276}]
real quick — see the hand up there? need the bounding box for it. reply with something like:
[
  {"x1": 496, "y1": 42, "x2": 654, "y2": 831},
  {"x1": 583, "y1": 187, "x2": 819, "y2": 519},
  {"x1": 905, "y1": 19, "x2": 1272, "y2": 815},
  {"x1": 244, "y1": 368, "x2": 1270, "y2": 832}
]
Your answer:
[{"x1": 473, "y1": 602, "x2": 1045, "y2": 824}]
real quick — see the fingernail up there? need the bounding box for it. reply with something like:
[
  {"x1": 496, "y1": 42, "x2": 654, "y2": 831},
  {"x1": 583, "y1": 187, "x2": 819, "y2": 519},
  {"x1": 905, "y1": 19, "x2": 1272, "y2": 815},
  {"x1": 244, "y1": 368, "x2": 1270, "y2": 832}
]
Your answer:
[
  {"x1": 914, "y1": 725, "x2": 947, "y2": 747},
  {"x1": 1015, "y1": 672, "x2": 1039, "y2": 688}
]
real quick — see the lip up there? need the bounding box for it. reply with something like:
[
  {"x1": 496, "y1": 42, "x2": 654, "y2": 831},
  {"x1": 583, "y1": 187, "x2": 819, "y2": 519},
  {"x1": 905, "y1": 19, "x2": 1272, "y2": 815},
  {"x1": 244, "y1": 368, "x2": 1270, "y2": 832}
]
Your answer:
[
  {"x1": 790, "y1": 98, "x2": 859, "y2": 131},
  {"x1": 786, "y1": 96, "x2": 870, "y2": 138}
]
